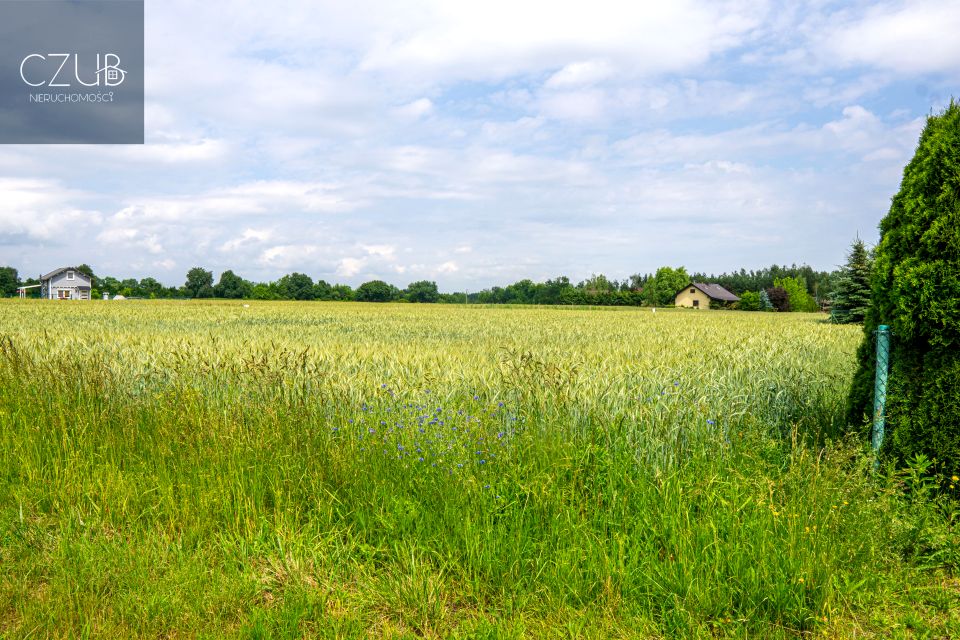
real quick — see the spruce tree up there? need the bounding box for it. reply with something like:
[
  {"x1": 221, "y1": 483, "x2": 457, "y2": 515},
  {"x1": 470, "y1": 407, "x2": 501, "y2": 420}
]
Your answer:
[
  {"x1": 831, "y1": 238, "x2": 872, "y2": 324},
  {"x1": 758, "y1": 289, "x2": 772, "y2": 311},
  {"x1": 847, "y1": 101, "x2": 960, "y2": 474}
]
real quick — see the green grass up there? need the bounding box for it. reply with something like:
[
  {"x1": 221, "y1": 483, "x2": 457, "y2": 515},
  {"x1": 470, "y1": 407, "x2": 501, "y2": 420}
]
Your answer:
[{"x1": 0, "y1": 300, "x2": 957, "y2": 638}]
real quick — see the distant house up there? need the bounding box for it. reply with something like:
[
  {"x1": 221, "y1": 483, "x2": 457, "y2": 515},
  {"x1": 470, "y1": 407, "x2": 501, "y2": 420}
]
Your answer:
[
  {"x1": 675, "y1": 282, "x2": 739, "y2": 309},
  {"x1": 40, "y1": 267, "x2": 92, "y2": 300}
]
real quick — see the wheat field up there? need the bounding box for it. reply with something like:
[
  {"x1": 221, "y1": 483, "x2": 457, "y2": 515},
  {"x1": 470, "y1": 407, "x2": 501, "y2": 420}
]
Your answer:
[{"x1": 0, "y1": 301, "x2": 955, "y2": 638}]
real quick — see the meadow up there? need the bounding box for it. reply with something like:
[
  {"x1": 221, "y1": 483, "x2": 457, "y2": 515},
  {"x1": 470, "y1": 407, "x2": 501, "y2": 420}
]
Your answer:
[{"x1": 0, "y1": 300, "x2": 957, "y2": 638}]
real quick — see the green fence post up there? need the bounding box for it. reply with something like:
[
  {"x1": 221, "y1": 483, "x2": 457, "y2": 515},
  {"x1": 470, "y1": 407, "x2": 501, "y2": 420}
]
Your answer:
[{"x1": 872, "y1": 325, "x2": 891, "y2": 459}]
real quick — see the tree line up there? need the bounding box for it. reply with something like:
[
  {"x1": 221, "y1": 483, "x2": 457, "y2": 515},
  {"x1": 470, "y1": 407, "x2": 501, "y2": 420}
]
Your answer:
[{"x1": 1, "y1": 259, "x2": 869, "y2": 313}]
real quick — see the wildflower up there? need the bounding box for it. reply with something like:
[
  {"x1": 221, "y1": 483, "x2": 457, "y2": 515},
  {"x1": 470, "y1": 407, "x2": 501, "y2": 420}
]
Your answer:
[
  {"x1": 707, "y1": 419, "x2": 715, "y2": 425},
  {"x1": 798, "y1": 577, "x2": 804, "y2": 584},
  {"x1": 953, "y1": 475, "x2": 959, "y2": 482},
  {"x1": 418, "y1": 457, "x2": 424, "y2": 462}
]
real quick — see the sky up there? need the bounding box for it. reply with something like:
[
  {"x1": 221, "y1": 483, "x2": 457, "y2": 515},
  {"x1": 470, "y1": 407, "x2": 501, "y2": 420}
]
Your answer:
[{"x1": 1, "y1": 0, "x2": 958, "y2": 290}]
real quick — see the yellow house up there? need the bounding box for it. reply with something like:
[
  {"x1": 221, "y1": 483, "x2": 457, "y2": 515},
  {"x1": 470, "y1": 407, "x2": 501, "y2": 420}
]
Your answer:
[{"x1": 675, "y1": 282, "x2": 740, "y2": 309}]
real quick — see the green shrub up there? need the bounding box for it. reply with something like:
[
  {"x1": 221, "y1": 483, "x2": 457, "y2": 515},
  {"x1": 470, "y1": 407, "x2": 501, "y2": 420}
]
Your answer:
[
  {"x1": 738, "y1": 291, "x2": 761, "y2": 311},
  {"x1": 848, "y1": 101, "x2": 960, "y2": 475}
]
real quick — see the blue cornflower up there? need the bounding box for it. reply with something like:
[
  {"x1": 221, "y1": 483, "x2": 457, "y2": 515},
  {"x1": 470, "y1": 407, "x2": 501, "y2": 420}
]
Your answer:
[
  {"x1": 418, "y1": 457, "x2": 424, "y2": 462},
  {"x1": 707, "y1": 419, "x2": 715, "y2": 425},
  {"x1": 480, "y1": 459, "x2": 486, "y2": 464}
]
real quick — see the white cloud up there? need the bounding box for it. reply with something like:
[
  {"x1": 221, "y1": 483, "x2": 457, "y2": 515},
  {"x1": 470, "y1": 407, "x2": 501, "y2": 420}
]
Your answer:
[
  {"x1": 823, "y1": 1, "x2": 960, "y2": 75},
  {"x1": 363, "y1": 244, "x2": 396, "y2": 258},
  {"x1": 545, "y1": 60, "x2": 614, "y2": 89},
  {"x1": 337, "y1": 257, "x2": 365, "y2": 277},
  {"x1": 396, "y1": 98, "x2": 434, "y2": 119},
  {"x1": 110, "y1": 180, "x2": 358, "y2": 224},
  {"x1": 258, "y1": 244, "x2": 322, "y2": 269},
  {"x1": 220, "y1": 228, "x2": 275, "y2": 253},
  {"x1": 0, "y1": 178, "x2": 100, "y2": 241},
  {"x1": 359, "y1": 0, "x2": 764, "y2": 83}
]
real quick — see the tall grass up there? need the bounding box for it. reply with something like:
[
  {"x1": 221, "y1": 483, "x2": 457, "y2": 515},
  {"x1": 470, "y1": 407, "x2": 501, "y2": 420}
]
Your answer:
[{"x1": 0, "y1": 301, "x2": 955, "y2": 638}]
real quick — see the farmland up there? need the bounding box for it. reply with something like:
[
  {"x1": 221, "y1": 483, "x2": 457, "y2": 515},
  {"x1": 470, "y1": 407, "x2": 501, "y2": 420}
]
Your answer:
[{"x1": 0, "y1": 301, "x2": 956, "y2": 638}]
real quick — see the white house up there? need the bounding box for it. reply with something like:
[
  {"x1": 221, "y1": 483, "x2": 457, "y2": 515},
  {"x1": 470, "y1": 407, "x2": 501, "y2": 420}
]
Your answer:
[{"x1": 40, "y1": 267, "x2": 92, "y2": 300}]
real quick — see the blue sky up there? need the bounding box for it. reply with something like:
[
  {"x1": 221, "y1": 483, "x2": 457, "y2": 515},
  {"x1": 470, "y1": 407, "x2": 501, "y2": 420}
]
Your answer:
[{"x1": 1, "y1": 0, "x2": 958, "y2": 289}]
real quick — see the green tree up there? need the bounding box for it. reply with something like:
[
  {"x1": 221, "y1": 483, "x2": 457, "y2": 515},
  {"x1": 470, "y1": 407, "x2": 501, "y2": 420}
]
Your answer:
[
  {"x1": 405, "y1": 280, "x2": 439, "y2": 303},
  {"x1": 99, "y1": 276, "x2": 121, "y2": 297},
  {"x1": 313, "y1": 280, "x2": 334, "y2": 301},
  {"x1": 215, "y1": 270, "x2": 252, "y2": 299},
  {"x1": 139, "y1": 277, "x2": 166, "y2": 299},
  {"x1": 644, "y1": 266, "x2": 690, "y2": 306},
  {"x1": 831, "y1": 238, "x2": 872, "y2": 324},
  {"x1": 250, "y1": 283, "x2": 279, "y2": 300},
  {"x1": 0, "y1": 266, "x2": 18, "y2": 297},
  {"x1": 184, "y1": 267, "x2": 214, "y2": 298},
  {"x1": 774, "y1": 276, "x2": 819, "y2": 312},
  {"x1": 277, "y1": 273, "x2": 315, "y2": 300},
  {"x1": 355, "y1": 280, "x2": 398, "y2": 302},
  {"x1": 331, "y1": 284, "x2": 354, "y2": 301},
  {"x1": 847, "y1": 101, "x2": 960, "y2": 474}
]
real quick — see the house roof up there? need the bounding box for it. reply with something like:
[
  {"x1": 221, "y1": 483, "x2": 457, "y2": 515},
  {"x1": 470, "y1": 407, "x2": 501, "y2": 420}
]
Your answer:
[
  {"x1": 40, "y1": 267, "x2": 92, "y2": 283},
  {"x1": 680, "y1": 282, "x2": 740, "y2": 302}
]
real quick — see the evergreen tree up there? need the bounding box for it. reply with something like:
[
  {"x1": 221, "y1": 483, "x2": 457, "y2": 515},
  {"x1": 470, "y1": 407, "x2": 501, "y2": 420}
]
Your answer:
[
  {"x1": 758, "y1": 289, "x2": 772, "y2": 311},
  {"x1": 831, "y1": 238, "x2": 872, "y2": 324},
  {"x1": 847, "y1": 101, "x2": 960, "y2": 474}
]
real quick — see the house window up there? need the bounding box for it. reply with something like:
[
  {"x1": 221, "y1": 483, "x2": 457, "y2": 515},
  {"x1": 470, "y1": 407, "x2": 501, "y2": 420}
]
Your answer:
[
  {"x1": 58, "y1": 290, "x2": 71, "y2": 299},
  {"x1": 693, "y1": 299, "x2": 699, "y2": 308},
  {"x1": 67, "y1": 271, "x2": 75, "y2": 280},
  {"x1": 690, "y1": 288, "x2": 695, "y2": 294}
]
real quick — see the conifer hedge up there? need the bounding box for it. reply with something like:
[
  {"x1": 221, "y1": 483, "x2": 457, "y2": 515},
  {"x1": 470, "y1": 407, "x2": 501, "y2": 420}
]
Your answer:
[{"x1": 847, "y1": 101, "x2": 960, "y2": 475}]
